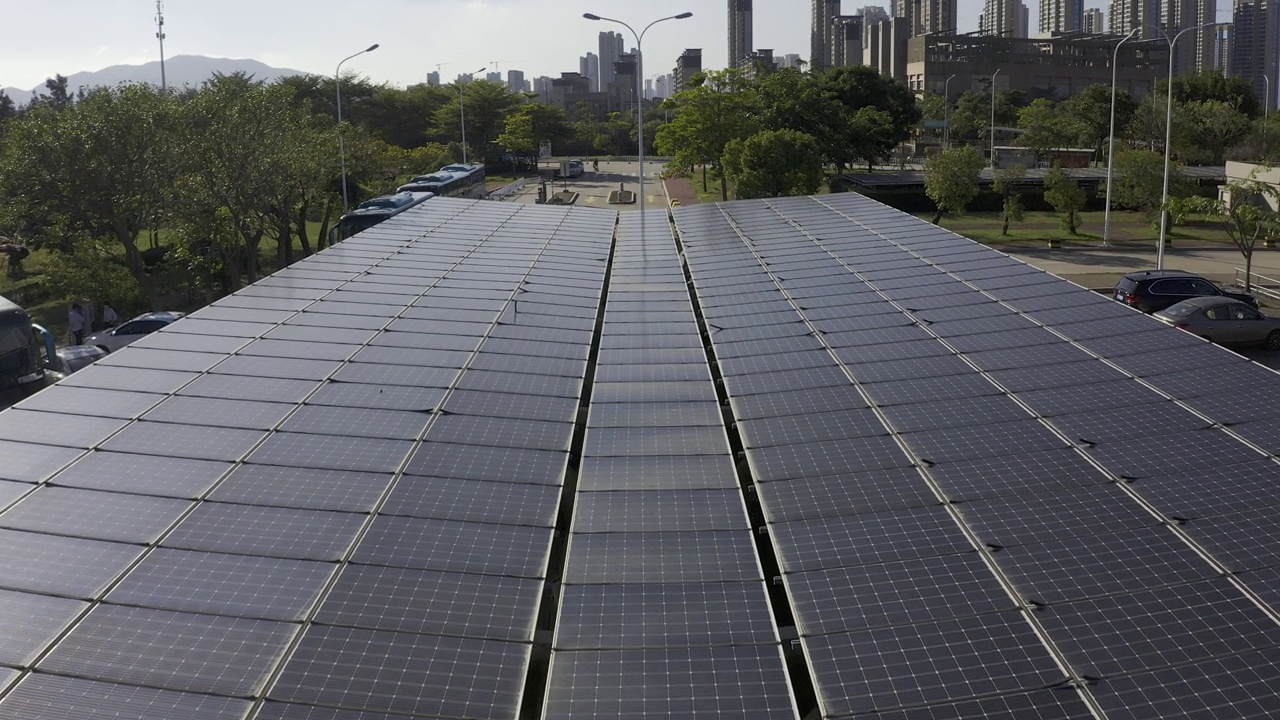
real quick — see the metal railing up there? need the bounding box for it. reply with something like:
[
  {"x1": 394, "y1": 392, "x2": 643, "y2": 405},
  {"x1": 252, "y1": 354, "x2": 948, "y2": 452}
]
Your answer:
[{"x1": 1235, "y1": 268, "x2": 1280, "y2": 302}]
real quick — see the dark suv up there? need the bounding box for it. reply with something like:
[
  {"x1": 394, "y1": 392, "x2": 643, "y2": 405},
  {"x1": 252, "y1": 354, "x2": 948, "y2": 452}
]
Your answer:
[{"x1": 1113, "y1": 270, "x2": 1258, "y2": 313}]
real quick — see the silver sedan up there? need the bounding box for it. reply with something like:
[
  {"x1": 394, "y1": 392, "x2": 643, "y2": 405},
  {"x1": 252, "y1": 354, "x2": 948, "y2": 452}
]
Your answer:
[{"x1": 1153, "y1": 296, "x2": 1280, "y2": 350}]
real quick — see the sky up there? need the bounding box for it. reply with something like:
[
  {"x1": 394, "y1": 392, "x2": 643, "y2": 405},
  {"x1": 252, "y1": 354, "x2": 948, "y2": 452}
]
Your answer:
[
  {"x1": 3, "y1": 0, "x2": 1239, "y2": 93},
  {"x1": 0, "y1": 0, "x2": 992, "y2": 92}
]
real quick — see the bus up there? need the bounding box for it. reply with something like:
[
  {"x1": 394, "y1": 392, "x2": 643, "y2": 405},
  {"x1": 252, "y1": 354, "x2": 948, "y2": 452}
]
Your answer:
[
  {"x1": 0, "y1": 294, "x2": 58, "y2": 407},
  {"x1": 397, "y1": 163, "x2": 486, "y2": 199},
  {"x1": 331, "y1": 190, "x2": 434, "y2": 243}
]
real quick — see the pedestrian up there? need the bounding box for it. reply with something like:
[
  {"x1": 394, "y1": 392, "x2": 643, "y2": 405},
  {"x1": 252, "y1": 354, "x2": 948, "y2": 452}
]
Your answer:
[
  {"x1": 68, "y1": 303, "x2": 85, "y2": 345},
  {"x1": 101, "y1": 302, "x2": 118, "y2": 328},
  {"x1": 592, "y1": 158, "x2": 599, "y2": 172}
]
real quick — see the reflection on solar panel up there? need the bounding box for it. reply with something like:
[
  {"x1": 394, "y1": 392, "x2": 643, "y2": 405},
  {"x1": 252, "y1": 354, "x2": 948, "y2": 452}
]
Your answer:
[{"x1": 2, "y1": 193, "x2": 1280, "y2": 718}]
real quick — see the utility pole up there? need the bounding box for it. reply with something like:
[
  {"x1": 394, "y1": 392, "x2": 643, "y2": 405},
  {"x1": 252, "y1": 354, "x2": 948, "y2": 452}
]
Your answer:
[{"x1": 155, "y1": 0, "x2": 167, "y2": 90}]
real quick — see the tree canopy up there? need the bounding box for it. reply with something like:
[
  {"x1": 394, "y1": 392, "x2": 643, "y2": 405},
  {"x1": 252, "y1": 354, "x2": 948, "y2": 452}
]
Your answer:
[{"x1": 924, "y1": 146, "x2": 986, "y2": 225}]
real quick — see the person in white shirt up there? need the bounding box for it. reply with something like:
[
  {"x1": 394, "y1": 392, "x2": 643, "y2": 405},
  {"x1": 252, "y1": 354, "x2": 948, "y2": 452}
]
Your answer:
[
  {"x1": 69, "y1": 304, "x2": 85, "y2": 345},
  {"x1": 101, "y1": 302, "x2": 118, "y2": 327}
]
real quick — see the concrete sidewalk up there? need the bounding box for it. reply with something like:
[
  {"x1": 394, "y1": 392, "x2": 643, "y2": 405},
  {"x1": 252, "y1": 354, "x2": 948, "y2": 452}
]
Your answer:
[{"x1": 664, "y1": 177, "x2": 701, "y2": 206}]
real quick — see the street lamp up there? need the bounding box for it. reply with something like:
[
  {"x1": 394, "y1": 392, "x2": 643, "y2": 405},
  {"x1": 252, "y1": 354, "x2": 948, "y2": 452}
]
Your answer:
[
  {"x1": 584, "y1": 11, "x2": 693, "y2": 211},
  {"x1": 990, "y1": 68, "x2": 1001, "y2": 170},
  {"x1": 459, "y1": 67, "x2": 486, "y2": 164},
  {"x1": 336, "y1": 43, "x2": 379, "y2": 214},
  {"x1": 1264, "y1": 75, "x2": 1270, "y2": 161},
  {"x1": 943, "y1": 73, "x2": 956, "y2": 150},
  {"x1": 1156, "y1": 22, "x2": 1214, "y2": 270},
  {"x1": 1103, "y1": 28, "x2": 1141, "y2": 247}
]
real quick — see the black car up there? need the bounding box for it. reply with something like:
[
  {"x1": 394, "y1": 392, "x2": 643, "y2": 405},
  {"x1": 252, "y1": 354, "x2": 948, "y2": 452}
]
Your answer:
[{"x1": 1113, "y1": 270, "x2": 1258, "y2": 313}]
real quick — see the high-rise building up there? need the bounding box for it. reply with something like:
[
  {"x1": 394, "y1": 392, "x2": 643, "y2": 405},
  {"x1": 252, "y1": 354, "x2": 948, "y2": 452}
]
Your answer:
[
  {"x1": 507, "y1": 70, "x2": 525, "y2": 93},
  {"x1": 729, "y1": 0, "x2": 754, "y2": 68},
  {"x1": 579, "y1": 52, "x2": 600, "y2": 92},
  {"x1": 981, "y1": 0, "x2": 1026, "y2": 35},
  {"x1": 1110, "y1": 0, "x2": 1215, "y2": 74},
  {"x1": 1214, "y1": 22, "x2": 1232, "y2": 71},
  {"x1": 599, "y1": 31, "x2": 625, "y2": 94},
  {"x1": 1018, "y1": 2, "x2": 1030, "y2": 35},
  {"x1": 895, "y1": 0, "x2": 958, "y2": 36},
  {"x1": 859, "y1": 5, "x2": 891, "y2": 23},
  {"x1": 485, "y1": 71, "x2": 502, "y2": 82},
  {"x1": 1040, "y1": 0, "x2": 1084, "y2": 32},
  {"x1": 831, "y1": 15, "x2": 865, "y2": 66},
  {"x1": 533, "y1": 75, "x2": 553, "y2": 99},
  {"x1": 656, "y1": 73, "x2": 673, "y2": 98},
  {"x1": 1233, "y1": 0, "x2": 1280, "y2": 110},
  {"x1": 608, "y1": 52, "x2": 639, "y2": 111},
  {"x1": 674, "y1": 48, "x2": 703, "y2": 93},
  {"x1": 812, "y1": 0, "x2": 841, "y2": 68},
  {"x1": 426, "y1": 71, "x2": 440, "y2": 87},
  {"x1": 1083, "y1": 6, "x2": 1106, "y2": 31},
  {"x1": 780, "y1": 53, "x2": 804, "y2": 68}
]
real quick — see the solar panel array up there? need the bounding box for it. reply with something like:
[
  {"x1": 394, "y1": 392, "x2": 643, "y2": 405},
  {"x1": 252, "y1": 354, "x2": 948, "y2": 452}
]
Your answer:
[
  {"x1": 674, "y1": 193, "x2": 1280, "y2": 719},
  {"x1": 0, "y1": 193, "x2": 1279, "y2": 718},
  {"x1": 0, "y1": 199, "x2": 614, "y2": 719}
]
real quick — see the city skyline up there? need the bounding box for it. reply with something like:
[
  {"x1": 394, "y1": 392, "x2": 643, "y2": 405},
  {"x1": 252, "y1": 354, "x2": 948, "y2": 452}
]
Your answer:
[
  {"x1": 9, "y1": 0, "x2": 1181, "y2": 95},
  {"x1": 0, "y1": 0, "x2": 1248, "y2": 100}
]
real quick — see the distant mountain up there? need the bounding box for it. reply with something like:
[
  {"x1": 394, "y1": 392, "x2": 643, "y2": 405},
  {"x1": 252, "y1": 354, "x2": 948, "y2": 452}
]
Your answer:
[{"x1": 3, "y1": 55, "x2": 310, "y2": 107}]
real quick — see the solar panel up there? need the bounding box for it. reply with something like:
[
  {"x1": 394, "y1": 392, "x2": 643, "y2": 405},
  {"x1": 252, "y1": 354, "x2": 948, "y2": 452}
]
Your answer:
[
  {"x1": 0, "y1": 674, "x2": 251, "y2": 720},
  {"x1": 107, "y1": 548, "x2": 335, "y2": 621},
  {"x1": 269, "y1": 625, "x2": 529, "y2": 718},
  {"x1": 38, "y1": 604, "x2": 297, "y2": 696}
]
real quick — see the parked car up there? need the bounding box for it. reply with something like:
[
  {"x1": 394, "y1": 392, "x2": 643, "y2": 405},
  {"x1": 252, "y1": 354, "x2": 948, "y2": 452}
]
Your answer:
[
  {"x1": 1113, "y1": 269, "x2": 1257, "y2": 313},
  {"x1": 50, "y1": 345, "x2": 108, "y2": 376},
  {"x1": 82, "y1": 311, "x2": 184, "y2": 353},
  {"x1": 1154, "y1": 297, "x2": 1280, "y2": 350}
]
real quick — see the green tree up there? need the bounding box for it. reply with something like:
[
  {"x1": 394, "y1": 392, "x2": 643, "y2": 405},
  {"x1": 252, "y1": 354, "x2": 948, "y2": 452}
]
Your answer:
[
  {"x1": 993, "y1": 165, "x2": 1026, "y2": 236},
  {"x1": 655, "y1": 69, "x2": 759, "y2": 200},
  {"x1": 1017, "y1": 98, "x2": 1084, "y2": 154},
  {"x1": 750, "y1": 68, "x2": 844, "y2": 164},
  {"x1": 924, "y1": 146, "x2": 985, "y2": 224},
  {"x1": 1060, "y1": 83, "x2": 1137, "y2": 153},
  {"x1": 948, "y1": 88, "x2": 1023, "y2": 144},
  {"x1": 363, "y1": 83, "x2": 453, "y2": 149},
  {"x1": 1107, "y1": 148, "x2": 1193, "y2": 223},
  {"x1": 433, "y1": 79, "x2": 521, "y2": 164},
  {"x1": 1043, "y1": 167, "x2": 1087, "y2": 235},
  {"x1": 0, "y1": 91, "x2": 14, "y2": 125},
  {"x1": 1180, "y1": 100, "x2": 1253, "y2": 164},
  {"x1": 847, "y1": 107, "x2": 898, "y2": 171},
  {"x1": 1179, "y1": 175, "x2": 1279, "y2": 291},
  {"x1": 1171, "y1": 71, "x2": 1261, "y2": 118},
  {"x1": 723, "y1": 129, "x2": 823, "y2": 199},
  {"x1": 497, "y1": 109, "x2": 537, "y2": 166},
  {"x1": 176, "y1": 74, "x2": 322, "y2": 285},
  {"x1": 0, "y1": 83, "x2": 179, "y2": 292},
  {"x1": 817, "y1": 66, "x2": 921, "y2": 170}
]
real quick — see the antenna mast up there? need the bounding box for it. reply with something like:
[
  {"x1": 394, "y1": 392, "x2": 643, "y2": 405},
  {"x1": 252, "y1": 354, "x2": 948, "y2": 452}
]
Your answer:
[{"x1": 155, "y1": 0, "x2": 167, "y2": 90}]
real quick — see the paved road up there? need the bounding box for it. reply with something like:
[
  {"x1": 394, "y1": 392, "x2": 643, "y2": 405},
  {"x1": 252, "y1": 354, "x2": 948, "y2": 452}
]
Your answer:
[
  {"x1": 1005, "y1": 243, "x2": 1280, "y2": 370},
  {"x1": 1003, "y1": 243, "x2": 1279, "y2": 290},
  {"x1": 506, "y1": 160, "x2": 667, "y2": 211}
]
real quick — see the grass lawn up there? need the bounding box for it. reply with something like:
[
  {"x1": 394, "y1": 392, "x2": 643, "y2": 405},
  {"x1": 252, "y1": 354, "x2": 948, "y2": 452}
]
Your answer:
[{"x1": 923, "y1": 210, "x2": 1238, "y2": 246}]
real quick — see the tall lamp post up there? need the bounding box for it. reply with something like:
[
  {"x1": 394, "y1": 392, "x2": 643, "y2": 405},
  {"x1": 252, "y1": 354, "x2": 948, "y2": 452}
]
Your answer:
[
  {"x1": 1103, "y1": 28, "x2": 1141, "y2": 247},
  {"x1": 1264, "y1": 75, "x2": 1271, "y2": 161},
  {"x1": 336, "y1": 43, "x2": 379, "y2": 214},
  {"x1": 1156, "y1": 22, "x2": 1214, "y2": 270},
  {"x1": 459, "y1": 67, "x2": 486, "y2": 164},
  {"x1": 990, "y1": 68, "x2": 1001, "y2": 170},
  {"x1": 584, "y1": 11, "x2": 693, "y2": 211},
  {"x1": 943, "y1": 73, "x2": 956, "y2": 150}
]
